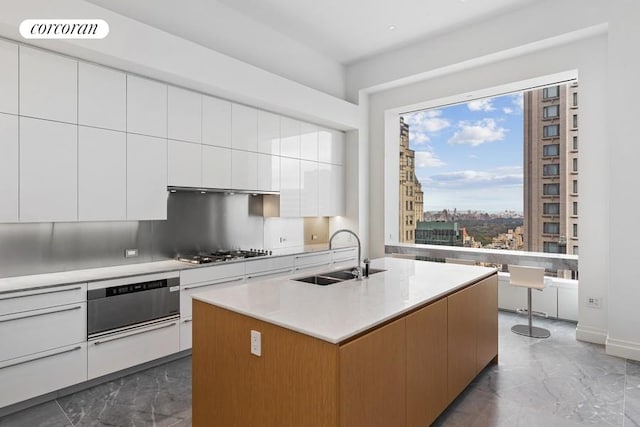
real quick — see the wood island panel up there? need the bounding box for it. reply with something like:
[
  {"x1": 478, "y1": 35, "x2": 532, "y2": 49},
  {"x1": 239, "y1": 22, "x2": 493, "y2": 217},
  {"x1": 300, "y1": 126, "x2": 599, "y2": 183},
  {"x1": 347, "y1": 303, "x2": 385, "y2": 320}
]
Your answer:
[
  {"x1": 192, "y1": 300, "x2": 339, "y2": 427},
  {"x1": 406, "y1": 297, "x2": 448, "y2": 427},
  {"x1": 475, "y1": 275, "x2": 499, "y2": 372},
  {"x1": 339, "y1": 317, "x2": 406, "y2": 427}
]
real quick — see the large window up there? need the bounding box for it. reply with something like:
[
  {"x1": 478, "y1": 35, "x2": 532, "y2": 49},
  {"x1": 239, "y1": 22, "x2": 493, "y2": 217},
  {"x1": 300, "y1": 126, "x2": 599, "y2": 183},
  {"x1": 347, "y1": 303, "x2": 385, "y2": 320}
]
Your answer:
[
  {"x1": 543, "y1": 222, "x2": 560, "y2": 235},
  {"x1": 572, "y1": 179, "x2": 578, "y2": 194},
  {"x1": 543, "y1": 183, "x2": 560, "y2": 195},
  {"x1": 543, "y1": 144, "x2": 559, "y2": 157},
  {"x1": 543, "y1": 124, "x2": 560, "y2": 138},
  {"x1": 543, "y1": 86, "x2": 559, "y2": 99},
  {"x1": 543, "y1": 202, "x2": 560, "y2": 215},
  {"x1": 543, "y1": 105, "x2": 559, "y2": 118},
  {"x1": 544, "y1": 242, "x2": 559, "y2": 253},
  {"x1": 543, "y1": 164, "x2": 560, "y2": 176}
]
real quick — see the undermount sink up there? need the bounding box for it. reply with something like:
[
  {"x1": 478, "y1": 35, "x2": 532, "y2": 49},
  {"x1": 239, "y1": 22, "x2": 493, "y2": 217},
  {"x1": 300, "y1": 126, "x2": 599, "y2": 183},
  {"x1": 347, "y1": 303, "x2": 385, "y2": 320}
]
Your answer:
[{"x1": 292, "y1": 267, "x2": 386, "y2": 286}]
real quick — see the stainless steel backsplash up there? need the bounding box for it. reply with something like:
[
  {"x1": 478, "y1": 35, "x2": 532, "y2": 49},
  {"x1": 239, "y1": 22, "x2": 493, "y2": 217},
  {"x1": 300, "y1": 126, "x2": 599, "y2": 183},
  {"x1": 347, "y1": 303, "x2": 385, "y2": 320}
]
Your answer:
[{"x1": 0, "y1": 192, "x2": 265, "y2": 278}]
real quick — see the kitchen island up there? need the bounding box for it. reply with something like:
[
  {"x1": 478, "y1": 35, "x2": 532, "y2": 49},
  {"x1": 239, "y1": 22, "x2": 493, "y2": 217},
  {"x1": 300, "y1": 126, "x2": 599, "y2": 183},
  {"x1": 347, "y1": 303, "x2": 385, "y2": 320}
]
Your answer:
[{"x1": 192, "y1": 257, "x2": 498, "y2": 427}]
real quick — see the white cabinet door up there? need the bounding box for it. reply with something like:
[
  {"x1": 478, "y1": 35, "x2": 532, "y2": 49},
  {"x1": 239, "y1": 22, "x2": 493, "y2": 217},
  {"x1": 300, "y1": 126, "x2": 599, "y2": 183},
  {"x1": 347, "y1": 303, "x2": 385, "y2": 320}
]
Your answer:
[
  {"x1": 300, "y1": 160, "x2": 318, "y2": 217},
  {"x1": 87, "y1": 319, "x2": 179, "y2": 379},
  {"x1": 332, "y1": 164, "x2": 345, "y2": 216},
  {"x1": 0, "y1": 283, "x2": 86, "y2": 317},
  {"x1": 19, "y1": 46, "x2": 77, "y2": 123},
  {"x1": 126, "y1": 134, "x2": 167, "y2": 220},
  {"x1": 168, "y1": 140, "x2": 202, "y2": 187},
  {"x1": 127, "y1": 75, "x2": 167, "y2": 138},
  {"x1": 280, "y1": 157, "x2": 300, "y2": 217},
  {"x1": 258, "y1": 110, "x2": 280, "y2": 155},
  {"x1": 318, "y1": 127, "x2": 333, "y2": 164},
  {"x1": 317, "y1": 162, "x2": 331, "y2": 217},
  {"x1": 231, "y1": 103, "x2": 258, "y2": 151},
  {"x1": 0, "y1": 343, "x2": 87, "y2": 409},
  {"x1": 300, "y1": 122, "x2": 318, "y2": 161},
  {"x1": 168, "y1": 86, "x2": 201, "y2": 143},
  {"x1": 180, "y1": 318, "x2": 193, "y2": 351},
  {"x1": 0, "y1": 302, "x2": 86, "y2": 362},
  {"x1": 78, "y1": 127, "x2": 127, "y2": 221},
  {"x1": 202, "y1": 96, "x2": 231, "y2": 147},
  {"x1": 231, "y1": 150, "x2": 258, "y2": 190},
  {"x1": 331, "y1": 129, "x2": 345, "y2": 165},
  {"x1": 257, "y1": 153, "x2": 280, "y2": 192},
  {"x1": 280, "y1": 117, "x2": 300, "y2": 158},
  {"x1": 202, "y1": 145, "x2": 232, "y2": 188},
  {"x1": 0, "y1": 114, "x2": 18, "y2": 222},
  {"x1": 19, "y1": 117, "x2": 77, "y2": 222},
  {"x1": 0, "y1": 40, "x2": 18, "y2": 115},
  {"x1": 78, "y1": 62, "x2": 126, "y2": 131}
]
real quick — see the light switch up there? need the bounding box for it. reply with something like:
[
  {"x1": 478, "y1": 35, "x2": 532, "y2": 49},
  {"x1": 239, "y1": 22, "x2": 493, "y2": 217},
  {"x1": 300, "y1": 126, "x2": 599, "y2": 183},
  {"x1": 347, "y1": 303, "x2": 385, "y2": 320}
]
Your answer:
[{"x1": 250, "y1": 330, "x2": 261, "y2": 356}]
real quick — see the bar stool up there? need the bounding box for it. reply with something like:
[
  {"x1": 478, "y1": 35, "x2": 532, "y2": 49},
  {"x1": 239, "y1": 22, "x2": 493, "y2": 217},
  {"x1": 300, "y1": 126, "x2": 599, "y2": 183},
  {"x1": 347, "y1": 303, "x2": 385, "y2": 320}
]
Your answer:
[{"x1": 508, "y1": 265, "x2": 550, "y2": 338}]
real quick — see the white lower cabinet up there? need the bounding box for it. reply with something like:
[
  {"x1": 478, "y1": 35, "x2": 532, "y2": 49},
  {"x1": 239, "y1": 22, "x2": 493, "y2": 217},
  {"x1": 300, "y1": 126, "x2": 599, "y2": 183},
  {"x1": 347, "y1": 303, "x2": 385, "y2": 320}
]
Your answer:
[
  {"x1": 88, "y1": 319, "x2": 179, "y2": 380},
  {"x1": 294, "y1": 252, "x2": 332, "y2": 271},
  {"x1": 180, "y1": 318, "x2": 193, "y2": 351},
  {"x1": 0, "y1": 303, "x2": 86, "y2": 362},
  {"x1": 0, "y1": 343, "x2": 87, "y2": 408},
  {"x1": 332, "y1": 247, "x2": 358, "y2": 269}
]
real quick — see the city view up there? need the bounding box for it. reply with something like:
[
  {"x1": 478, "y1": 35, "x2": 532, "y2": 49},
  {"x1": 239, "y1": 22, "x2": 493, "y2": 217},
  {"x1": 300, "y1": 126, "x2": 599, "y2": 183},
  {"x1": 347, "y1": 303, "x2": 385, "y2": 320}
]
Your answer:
[{"x1": 399, "y1": 82, "x2": 579, "y2": 263}]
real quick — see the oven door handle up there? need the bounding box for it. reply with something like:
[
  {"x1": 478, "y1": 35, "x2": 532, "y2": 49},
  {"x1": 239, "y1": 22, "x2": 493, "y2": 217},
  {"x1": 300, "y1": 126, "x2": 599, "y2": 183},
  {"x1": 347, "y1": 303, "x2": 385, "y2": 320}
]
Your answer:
[{"x1": 92, "y1": 322, "x2": 177, "y2": 346}]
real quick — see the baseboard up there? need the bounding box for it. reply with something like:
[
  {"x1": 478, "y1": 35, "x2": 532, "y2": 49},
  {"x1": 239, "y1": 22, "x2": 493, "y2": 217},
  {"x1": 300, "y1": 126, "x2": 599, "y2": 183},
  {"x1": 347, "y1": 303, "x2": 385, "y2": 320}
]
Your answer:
[
  {"x1": 606, "y1": 336, "x2": 640, "y2": 362},
  {"x1": 576, "y1": 323, "x2": 607, "y2": 344}
]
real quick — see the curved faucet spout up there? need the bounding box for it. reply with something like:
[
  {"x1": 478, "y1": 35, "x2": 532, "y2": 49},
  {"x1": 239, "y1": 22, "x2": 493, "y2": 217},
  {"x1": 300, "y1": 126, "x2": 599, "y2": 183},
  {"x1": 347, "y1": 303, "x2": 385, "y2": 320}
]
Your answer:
[{"x1": 329, "y1": 229, "x2": 362, "y2": 280}]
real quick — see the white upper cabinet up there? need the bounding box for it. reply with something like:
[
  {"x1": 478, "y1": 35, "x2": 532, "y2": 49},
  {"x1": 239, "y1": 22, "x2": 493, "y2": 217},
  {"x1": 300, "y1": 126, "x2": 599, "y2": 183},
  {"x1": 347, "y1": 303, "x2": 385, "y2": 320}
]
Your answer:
[
  {"x1": 331, "y1": 129, "x2": 345, "y2": 165},
  {"x1": 231, "y1": 103, "x2": 258, "y2": 152},
  {"x1": 20, "y1": 46, "x2": 77, "y2": 123},
  {"x1": 300, "y1": 160, "x2": 319, "y2": 217},
  {"x1": 280, "y1": 117, "x2": 301, "y2": 158},
  {"x1": 231, "y1": 150, "x2": 258, "y2": 190},
  {"x1": 168, "y1": 140, "x2": 202, "y2": 187},
  {"x1": 19, "y1": 118, "x2": 78, "y2": 222},
  {"x1": 202, "y1": 96, "x2": 231, "y2": 147},
  {"x1": 0, "y1": 114, "x2": 18, "y2": 222},
  {"x1": 127, "y1": 75, "x2": 167, "y2": 138},
  {"x1": 318, "y1": 127, "x2": 333, "y2": 164},
  {"x1": 78, "y1": 127, "x2": 127, "y2": 221},
  {"x1": 203, "y1": 145, "x2": 231, "y2": 189},
  {"x1": 317, "y1": 162, "x2": 331, "y2": 217},
  {"x1": 78, "y1": 62, "x2": 126, "y2": 131},
  {"x1": 127, "y1": 134, "x2": 167, "y2": 220},
  {"x1": 257, "y1": 110, "x2": 280, "y2": 155},
  {"x1": 257, "y1": 154, "x2": 280, "y2": 192},
  {"x1": 332, "y1": 164, "x2": 345, "y2": 216},
  {"x1": 280, "y1": 157, "x2": 300, "y2": 217},
  {"x1": 0, "y1": 40, "x2": 18, "y2": 115},
  {"x1": 168, "y1": 87, "x2": 201, "y2": 143},
  {"x1": 299, "y1": 122, "x2": 318, "y2": 161}
]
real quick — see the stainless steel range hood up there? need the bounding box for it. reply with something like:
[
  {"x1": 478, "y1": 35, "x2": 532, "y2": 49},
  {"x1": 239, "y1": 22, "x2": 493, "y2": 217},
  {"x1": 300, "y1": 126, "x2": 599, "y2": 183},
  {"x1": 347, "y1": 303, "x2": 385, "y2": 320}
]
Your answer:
[{"x1": 167, "y1": 186, "x2": 279, "y2": 196}]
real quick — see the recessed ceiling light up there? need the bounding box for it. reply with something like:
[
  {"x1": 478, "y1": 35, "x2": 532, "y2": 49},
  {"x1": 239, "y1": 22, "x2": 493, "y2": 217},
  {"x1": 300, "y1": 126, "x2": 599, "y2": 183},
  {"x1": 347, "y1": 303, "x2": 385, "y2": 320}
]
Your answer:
[{"x1": 388, "y1": 25, "x2": 397, "y2": 31}]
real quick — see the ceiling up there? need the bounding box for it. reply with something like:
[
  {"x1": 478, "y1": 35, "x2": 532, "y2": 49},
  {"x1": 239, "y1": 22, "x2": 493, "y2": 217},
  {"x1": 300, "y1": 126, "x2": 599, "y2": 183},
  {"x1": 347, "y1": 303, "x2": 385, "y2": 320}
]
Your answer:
[{"x1": 87, "y1": 0, "x2": 535, "y2": 65}]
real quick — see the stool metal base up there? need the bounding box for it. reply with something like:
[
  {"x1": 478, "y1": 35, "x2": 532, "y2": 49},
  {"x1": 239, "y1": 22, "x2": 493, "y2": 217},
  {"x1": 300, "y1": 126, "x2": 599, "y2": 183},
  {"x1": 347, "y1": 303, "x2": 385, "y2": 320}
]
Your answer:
[{"x1": 511, "y1": 324, "x2": 551, "y2": 338}]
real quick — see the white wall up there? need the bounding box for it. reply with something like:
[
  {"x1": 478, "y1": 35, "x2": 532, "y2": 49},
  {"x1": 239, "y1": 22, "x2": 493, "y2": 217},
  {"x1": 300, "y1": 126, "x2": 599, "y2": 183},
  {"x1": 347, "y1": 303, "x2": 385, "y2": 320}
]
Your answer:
[
  {"x1": 344, "y1": 0, "x2": 640, "y2": 360},
  {"x1": 0, "y1": 0, "x2": 357, "y2": 130}
]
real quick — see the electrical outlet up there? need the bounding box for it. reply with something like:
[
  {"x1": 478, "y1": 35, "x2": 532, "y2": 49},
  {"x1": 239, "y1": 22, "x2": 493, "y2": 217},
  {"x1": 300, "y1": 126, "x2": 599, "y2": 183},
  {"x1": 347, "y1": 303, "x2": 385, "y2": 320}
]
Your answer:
[
  {"x1": 587, "y1": 297, "x2": 601, "y2": 309},
  {"x1": 250, "y1": 330, "x2": 261, "y2": 356},
  {"x1": 311, "y1": 234, "x2": 317, "y2": 241},
  {"x1": 124, "y1": 248, "x2": 138, "y2": 258}
]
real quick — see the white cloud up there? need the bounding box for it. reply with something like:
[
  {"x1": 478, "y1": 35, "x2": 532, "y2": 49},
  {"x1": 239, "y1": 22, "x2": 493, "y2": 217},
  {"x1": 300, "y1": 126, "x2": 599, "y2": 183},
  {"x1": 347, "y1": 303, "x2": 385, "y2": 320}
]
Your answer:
[
  {"x1": 414, "y1": 150, "x2": 446, "y2": 168},
  {"x1": 403, "y1": 110, "x2": 451, "y2": 133},
  {"x1": 511, "y1": 93, "x2": 523, "y2": 110},
  {"x1": 428, "y1": 167, "x2": 523, "y2": 190},
  {"x1": 503, "y1": 107, "x2": 514, "y2": 114},
  {"x1": 447, "y1": 118, "x2": 507, "y2": 147},
  {"x1": 468, "y1": 154, "x2": 478, "y2": 159},
  {"x1": 409, "y1": 131, "x2": 429, "y2": 145},
  {"x1": 467, "y1": 98, "x2": 495, "y2": 112}
]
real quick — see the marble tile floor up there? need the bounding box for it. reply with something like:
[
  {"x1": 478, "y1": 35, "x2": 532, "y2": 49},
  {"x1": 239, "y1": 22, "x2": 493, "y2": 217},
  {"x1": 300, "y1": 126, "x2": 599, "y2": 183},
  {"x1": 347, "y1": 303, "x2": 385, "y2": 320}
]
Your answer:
[{"x1": 1, "y1": 312, "x2": 639, "y2": 426}]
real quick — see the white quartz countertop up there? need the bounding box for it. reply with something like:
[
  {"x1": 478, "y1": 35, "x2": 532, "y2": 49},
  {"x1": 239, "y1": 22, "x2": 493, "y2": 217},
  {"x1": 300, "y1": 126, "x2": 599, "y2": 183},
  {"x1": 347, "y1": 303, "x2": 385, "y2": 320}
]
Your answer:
[{"x1": 192, "y1": 257, "x2": 497, "y2": 344}]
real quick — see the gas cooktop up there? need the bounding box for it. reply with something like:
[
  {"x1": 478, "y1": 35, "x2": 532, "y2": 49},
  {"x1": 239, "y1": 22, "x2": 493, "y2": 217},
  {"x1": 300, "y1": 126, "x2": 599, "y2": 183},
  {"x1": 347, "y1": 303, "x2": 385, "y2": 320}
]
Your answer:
[{"x1": 177, "y1": 249, "x2": 272, "y2": 264}]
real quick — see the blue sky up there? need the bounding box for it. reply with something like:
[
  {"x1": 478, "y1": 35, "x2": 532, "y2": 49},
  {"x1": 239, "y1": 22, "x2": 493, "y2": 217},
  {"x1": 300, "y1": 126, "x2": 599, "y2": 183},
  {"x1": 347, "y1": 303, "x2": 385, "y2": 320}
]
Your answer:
[{"x1": 401, "y1": 92, "x2": 524, "y2": 213}]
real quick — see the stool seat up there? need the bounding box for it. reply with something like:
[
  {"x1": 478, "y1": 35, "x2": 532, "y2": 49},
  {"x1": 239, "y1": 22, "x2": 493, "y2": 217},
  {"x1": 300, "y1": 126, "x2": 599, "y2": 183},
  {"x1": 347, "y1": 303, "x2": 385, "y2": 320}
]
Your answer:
[{"x1": 508, "y1": 265, "x2": 550, "y2": 339}]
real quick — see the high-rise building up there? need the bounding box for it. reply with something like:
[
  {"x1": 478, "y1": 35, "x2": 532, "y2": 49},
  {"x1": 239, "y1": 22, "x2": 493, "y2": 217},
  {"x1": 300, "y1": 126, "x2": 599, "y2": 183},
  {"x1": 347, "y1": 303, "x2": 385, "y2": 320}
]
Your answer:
[
  {"x1": 399, "y1": 117, "x2": 424, "y2": 242},
  {"x1": 523, "y1": 83, "x2": 579, "y2": 268}
]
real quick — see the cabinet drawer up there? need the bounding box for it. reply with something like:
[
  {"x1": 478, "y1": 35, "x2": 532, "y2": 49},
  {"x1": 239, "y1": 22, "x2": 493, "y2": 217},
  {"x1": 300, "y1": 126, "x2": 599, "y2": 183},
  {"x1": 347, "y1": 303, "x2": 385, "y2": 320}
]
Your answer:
[
  {"x1": 245, "y1": 256, "x2": 294, "y2": 275},
  {"x1": 332, "y1": 248, "x2": 357, "y2": 263},
  {"x1": 0, "y1": 283, "x2": 86, "y2": 316},
  {"x1": 180, "y1": 263, "x2": 245, "y2": 286},
  {"x1": 0, "y1": 343, "x2": 87, "y2": 408},
  {"x1": 0, "y1": 302, "x2": 86, "y2": 362},
  {"x1": 88, "y1": 318, "x2": 179, "y2": 379},
  {"x1": 180, "y1": 317, "x2": 192, "y2": 351},
  {"x1": 180, "y1": 276, "x2": 244, "y2": 317},
  {"x1": 294, "y1": 252, "x2": 332, "y2": 269},
  {"x1": 246, "y1": 267, "x2": 294, "y2": 282}
]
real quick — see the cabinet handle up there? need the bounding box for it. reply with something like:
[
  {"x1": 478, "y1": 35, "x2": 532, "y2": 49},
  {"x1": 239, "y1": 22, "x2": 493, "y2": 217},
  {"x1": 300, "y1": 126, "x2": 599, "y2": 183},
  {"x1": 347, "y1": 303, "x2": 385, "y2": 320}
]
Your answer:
[
  {"x1": 0, "y1": 305, "x2": 82, "y2": 323},
  {"x1": 93, "y1": 322, "x2": 177, "y2": 345},
  {"x1": 182, "y1": 319, "x2": 193, "y2": 324},
  {"x1": 295, "y1": 262, "x2": 331, "y2": 271},
  {"x1": 0, "y1": 286, "x2": 82, "y2": 300},
  {"x1": 182, "y1": 276, "x2": 243, "y2": 291},
  {"x1": 247, "y1": 268, "x2": 293, "y2": 279},
  {"x1": 0, "y1": 346, "x2": 82, "y2": 370}
]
